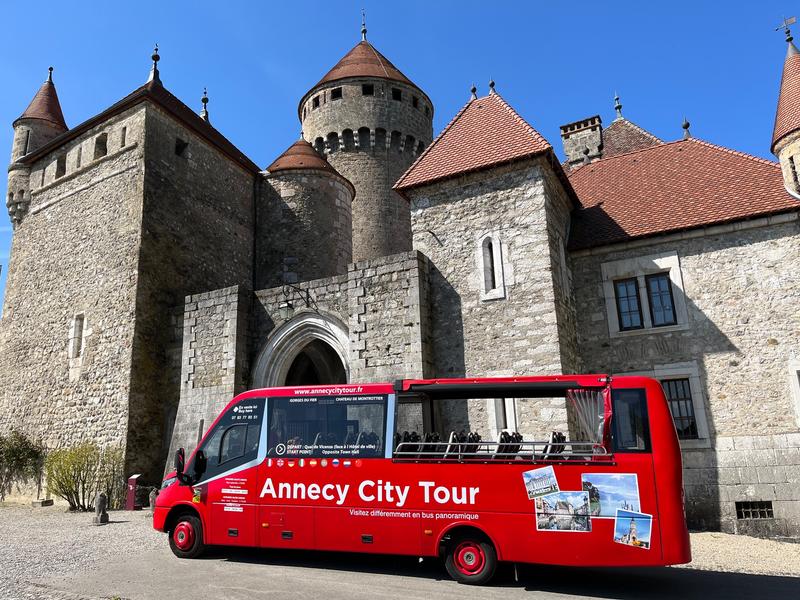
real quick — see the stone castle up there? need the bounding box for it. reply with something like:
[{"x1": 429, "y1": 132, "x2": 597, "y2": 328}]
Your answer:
[{"x1": 2, "y1": 22, "x2": 800, "y2": 538}]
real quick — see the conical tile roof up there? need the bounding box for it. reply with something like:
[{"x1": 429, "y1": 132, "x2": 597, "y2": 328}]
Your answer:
[
  {"x1": 16, "y1": 72, "x2": 67, "y2": 130},
  {"x1": 772, "y1": 41, "x2": 800, "y2": 151},
  {"x1": 266, "y1": 139, "x2": 339, "y2": 174}
]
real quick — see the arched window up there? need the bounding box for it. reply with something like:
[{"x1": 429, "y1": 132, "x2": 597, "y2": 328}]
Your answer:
[
  {"x1": 358, "y1": 127, "x2": 371, "y2": 151},
  {"x1": 342, "y1": 129, "x2": 355, "y2": 151},
  {"x1": 374, "y1": 128, "x2": 387, "y2": 150},
  {"x1": 7, "y1": 192, "x2": 14, "y2": 207},
  {"x1": 478, "y1": 234, "x2": 505, "y2": 301},
  {"x1": 482, "y1": 237, "x2": 497, "y2": 292},
  {"x1": 326, "y1": 132, "x2": 340, "y2": 153},
  {"x1": 314, "y1": 137, "x2": 325, "y2": 155},
  {"x1": 390, "y1": 131, "x2": 402, "y2": 150},
  {"x1": 405, "y1": 135, "x2": 415, "y2": 153},
  {"x1": 416, "y1": 141, "x2": 426, "y2": 155},
  {"x1": 93, "y1": 133, "x2": 108, "y2": 160}
]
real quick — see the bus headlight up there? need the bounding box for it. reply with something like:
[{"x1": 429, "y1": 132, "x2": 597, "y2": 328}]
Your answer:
[{"x1": 161, "y1": 476, "x2": 178, "y2": 489}]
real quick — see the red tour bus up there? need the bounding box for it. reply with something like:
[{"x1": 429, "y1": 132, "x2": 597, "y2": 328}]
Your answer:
[{"x1": 154, "y1": 375, "x2": 690, "y2": 584}]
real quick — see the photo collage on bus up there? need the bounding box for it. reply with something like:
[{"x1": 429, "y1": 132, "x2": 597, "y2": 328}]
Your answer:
[{"x1": 522, "y1": 468, "x2": 652, "y2": 547}]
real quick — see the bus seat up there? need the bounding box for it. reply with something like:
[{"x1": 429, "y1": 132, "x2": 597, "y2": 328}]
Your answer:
[
  {"x1": 466, "y1": 431, "x2": 482, "y2": 455},
  {"x1": 494, "y1": 431, "x2": 511, "y2": 459},
  {"x1": 443, "y1": 431, "x2": 458, "y2": 459}
]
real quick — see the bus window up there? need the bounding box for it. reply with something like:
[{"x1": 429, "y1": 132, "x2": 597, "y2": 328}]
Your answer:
[
  {"x1": 611, "y1": 389, "x2": 650, "y2": 452},
  {"x1": 194, "y1": 397, "x2": 265, "y2": 481},
  {"x1": 268, "y1": 394, "x2": 387, "y2": 458}
]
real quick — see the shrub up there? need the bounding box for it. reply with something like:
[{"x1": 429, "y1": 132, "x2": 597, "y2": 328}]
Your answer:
[
  {"x1": 0, "y1": 430, "x2": 46, "y2": 501},
  {"x1": 98, "y1": 446, "x2": 126, "y2": 510},
  {"x1": 44, "y1": 443, "x2": 126, "y2": 511}
]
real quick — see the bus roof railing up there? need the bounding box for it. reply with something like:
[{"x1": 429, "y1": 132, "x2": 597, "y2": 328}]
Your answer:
[
  {"x1": 395, "y1": 381, "x2": 605, "y2": 399},
  {"x1": 393, "y1": 440, "x2": 611, "y2": 463}
]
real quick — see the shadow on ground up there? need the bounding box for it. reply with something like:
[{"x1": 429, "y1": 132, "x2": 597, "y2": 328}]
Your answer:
[{"x1": 199, "y1": 546, "x2": 799, "y2": 597}]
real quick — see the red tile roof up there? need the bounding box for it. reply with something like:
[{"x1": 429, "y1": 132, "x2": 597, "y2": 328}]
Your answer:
[
  {"x1": 19, "y1": 79, "x2": 259, "y2": 173},
  {"x1": 314, "y1": 41, "x2": 418, "y2": 90},
  {"x1": 266, "y1": 139, "x2": 339, "y2": 174},
  {"x1": 16, "y1": 76, "x2": 67, "y2": 131},
  {"x1": 602, "y1": 118, "x2": 662, "y2": 158},
  {"x1": 772, "y1": 42, "x2": 800, "y2": 151},
  {"x1": 394, "y1": 91, "x2": 552, "y2": 192},
  {"x1": 568, "y1": 138, "x2": 800, "y2": 250}
]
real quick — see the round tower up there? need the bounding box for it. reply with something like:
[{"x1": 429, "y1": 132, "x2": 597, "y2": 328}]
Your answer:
[
  {"x1": 772, "y1": 25, "x2": 800, "y2": 199},
  {"x1": 7, "y1": 67, "x2": 68, "y2": 226},
  {"x1": 259, "y1": 138, "x2": 355, "y2": 288},
  {"x1": 298, "y1": 25, "x2": 433, "y2": 262}
]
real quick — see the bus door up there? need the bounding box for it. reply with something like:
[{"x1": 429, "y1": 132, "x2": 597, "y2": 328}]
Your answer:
[{"x1": 194, "y1": 397, "x2": 266, "y2": 547}]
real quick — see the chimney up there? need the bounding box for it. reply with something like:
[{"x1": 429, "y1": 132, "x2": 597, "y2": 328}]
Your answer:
[{"x1": 559, "y1": 115, "x2": 603, "y2": 167}]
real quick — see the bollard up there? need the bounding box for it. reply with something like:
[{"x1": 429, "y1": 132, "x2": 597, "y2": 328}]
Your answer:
[
  {"x1": 93, "y1": 492, "x2": 109, "y2": 525},
  {"x1": 125, "y1": 474, "x2": 141, "y2": 510}
]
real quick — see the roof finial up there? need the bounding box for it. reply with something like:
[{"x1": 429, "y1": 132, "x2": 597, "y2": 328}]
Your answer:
[
  {"x1": 489, "y1": 77, "x2": 496, "y2": 94},
  {"x1": 300, "y1": 130, "x2": 305, "y2": 141},
  {"x1": 47, "y1": 66, "x2": 53, "y2": 83},
  {"x1": 682, "y1": 116, "x2": 691, "y2": 139},
  {"x1": 777, "y1": 16, "x2": 797, "y2": 43},
  {"x1": 200, "y1": 87, "x2": 210, "y2": 123},
  {"x1": 470, "y1": 84, "x2": 477, "y2": 100},
  {"x1": 361, "y1": 9, "x2": 367, "y2": 41},
  {"x1": 614, "y1": 92, "x2": 623, "y2": 119},
  {"x1": 147, "y1": 44, "x2": 161, "y2": 84}
]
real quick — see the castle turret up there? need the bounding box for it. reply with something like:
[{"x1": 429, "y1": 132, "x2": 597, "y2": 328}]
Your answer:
[
  {"x1": 7, "y1": 67, "x2": 67, "y2": 225},
  {"x1": 771, "y1": 24, "x2": 800, "y2": 199},
  {"x1": 298, "y1": 21, "x2": 433, "y2": 262},
  {"x1": 258, "y1": 137, "x2": 355, "y2": 287}
]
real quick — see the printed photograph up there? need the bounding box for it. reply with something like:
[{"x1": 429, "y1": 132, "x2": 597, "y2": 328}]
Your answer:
[
  {"x1": 522, "y1": 465, "x2": 559, "y2": 499},
  {"x1": 535, "y1": 491, "x2": 591, "y2": 532},
  {"x1": 581, "y1": 473, "x2": 640, "y2": 517},
  {"x1": 614, "y1": 509, "x2": 653, "y2": 549}
]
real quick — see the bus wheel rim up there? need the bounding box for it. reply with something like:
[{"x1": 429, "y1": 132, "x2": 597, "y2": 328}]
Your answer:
[
  {"x1": 174, "y1": 521, "x2": 195, "y2": 551},
  {"x1": 454, "y1": 541, "x2": 485, "y2": 575}
]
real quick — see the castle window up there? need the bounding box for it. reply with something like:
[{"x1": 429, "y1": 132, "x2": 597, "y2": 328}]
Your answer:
[
  {"x1": 312, "y1": 96, "x2": 320, "y2": 109},
  {"x1": 121, "y1": 126, "x2": 127, "y2": 148},
  {"x1": 23, "y1": 129, "x2": 31, "y2": 155},
  {"x1": 69, "y1": 313, "x2": 85, "y2": 359},
  {"x1": 362, "y1": 83, "x2": 374, "y2": 96},
  {"x1": 342, "y1": 129, "x2": 355, "y2": 151},
  {"x1": 791, "y1": 156, "x2": 800, "y2": 190},
  {"x1": 390, "y1": 131, "x2": 402, "y2": 150},
  {"x1": 374, "y1": 128, "x2": 386, "y2": 150},
  {"x1": 412, "y1": 95, "x2": 419, "y2": 109},
  {"x1": 326, "y1": 132, "x2": 340, "y2": 153},
  {"x1": 613, "y1": 278, "x2": 643, "y2": 331},
  {"x1": 175, "y1": 138, "x2": 188, "y2": 157},
  {"x1": 416, "y1": 141, "x2": 426, "y2": 155},
  {"x1": 331, "y1": 87, "x2": 343, "y2": 101},
  {"x1": 55, "y1": 155, "x2": 66, "y2": 179},
  {"x1": 405, "y1": 135, "x2": 415, "y2": 153},
  {"x1": 391, "y1": 88, "x2": 402, "y2": 101},
  {"x1": 93, "y1": 133, "x2": 108, "y2": 159},
  {"x1": 645, "y1": 273, "x2": 677, "y2": 327},
  {"x1": 302, "y1": 108, "x2": 306, "y2": 120},
  {"x1": 358, "y1": 127, "x2": 371, "y2": 151},
  {"x1": 76, "y1": 146, "x2": 82, "y2": 169},
  {"x1": 314, "y1": 137, "x2": 325, "y2": 155},
  {"x1": 478, "y1": 234, "x2": 506, "y2": 301},
  {"x1": 7, "y1": 192, "x2": 13, "y2": 207},
  {"x1": 661, "y1": 378, "x2": 698, "y2": 440},
  {"x1": 425, "y1": 106, "x2": 430, "y2": 117}
]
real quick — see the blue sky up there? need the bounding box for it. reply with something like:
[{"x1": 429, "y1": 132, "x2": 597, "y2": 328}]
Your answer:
[
  {"x1": 0, "y1": 1, "x2": 795, "y2": 303},
  {"x1": 614, "y1": 509, "x2": 653, "y2": 542},
  {"x1": 583, "y1": 472, "x2": 640, "y2": 516}
]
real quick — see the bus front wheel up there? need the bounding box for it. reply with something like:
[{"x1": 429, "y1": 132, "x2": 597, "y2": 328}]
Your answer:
[
  {"x1": 444, "y1": 534, "x2": 497, "y2": 585},
  {"x1": 169, "y1": 514, "x2": 205, "y2": 559}
]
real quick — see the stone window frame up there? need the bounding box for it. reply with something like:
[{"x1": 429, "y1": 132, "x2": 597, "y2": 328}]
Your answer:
[
  {"x1": 601, "y1": 251, "x2": 689, "y2": 338},
  {"x1": 475, "y1": 231, "x2": 506, "y2": 301},
  {"x1": 789, "y1": 358, "x2": 800, "y2": 429},
  {"x1": 621, "y1": 361, "x2": 711, "y2": 449},
  {"x1": 68, "y1": 313, "x2": 86, "y2": 360}
]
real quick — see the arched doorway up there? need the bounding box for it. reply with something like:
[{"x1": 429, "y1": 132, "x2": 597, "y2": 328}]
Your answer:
[
  {"x1": 284, "y1": 339, "x2": 346, "y2": 385},
  {"x1": 252, "y1": 312, "x2": 350, "y2": 388}
]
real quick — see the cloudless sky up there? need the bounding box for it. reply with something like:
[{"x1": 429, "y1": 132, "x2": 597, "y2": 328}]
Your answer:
[{"x1": 0, "y1": 1, "x2": 795, "y2": 303}]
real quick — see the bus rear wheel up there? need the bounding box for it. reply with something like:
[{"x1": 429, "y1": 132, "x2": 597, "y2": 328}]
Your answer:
[
  {"x1": 444, "y1": 535, "x2": 497, "y2": 585},
  {"x1": 169, "y1": 514, "x2": 205, "y2": 559}
]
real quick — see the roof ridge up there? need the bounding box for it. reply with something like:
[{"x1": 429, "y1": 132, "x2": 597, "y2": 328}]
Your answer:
[
  {"x1": 488, "y1": 91, "x2": 551, "y2": 149},
  {"x1": 394, "y1": 96, "x2": 476, "y2": 189},
  {"x1": 365, "y1": 41, "x2": 391, "y2": 80},
  {"x1": 686, "y1": 137, "x2": 780, "y2": 169},
  {"x1": 607, "y1": 117, "x2": 663, "y2": 144}
]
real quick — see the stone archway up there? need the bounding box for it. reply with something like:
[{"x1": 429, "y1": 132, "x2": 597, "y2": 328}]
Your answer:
[{"x1": 251, "y1": 312, "x2": 350, "y2": 388}]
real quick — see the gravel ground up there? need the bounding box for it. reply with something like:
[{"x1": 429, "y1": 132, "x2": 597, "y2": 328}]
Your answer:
[{"x1": 0, "y1": 503, "x2": 797, "y2": 599}]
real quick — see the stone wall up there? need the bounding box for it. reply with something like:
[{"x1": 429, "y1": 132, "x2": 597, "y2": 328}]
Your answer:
[
  {"x1": 258, "y1": 169, "x2": 352, "y2": 289},
  {"x1": 407, "y1": 158, "x2": 578, "y2": 439},
  {"x1": 570, "y1": 214, "x2": 800, "y2": 536},
  {"x1": 130, "y1": 104, "x2": 256, "y2": 480},
  {"x1": 0, "y1": 105, "x2": 147, "y2": 454}
]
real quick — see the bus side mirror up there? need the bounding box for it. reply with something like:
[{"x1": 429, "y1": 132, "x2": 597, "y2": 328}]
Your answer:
[
  {"x1": 194, "y1": 450, "x2": 207, "y2": 482},
  {"x1": 175, "y1": 448, "x2": 186, "y2": 484}
]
